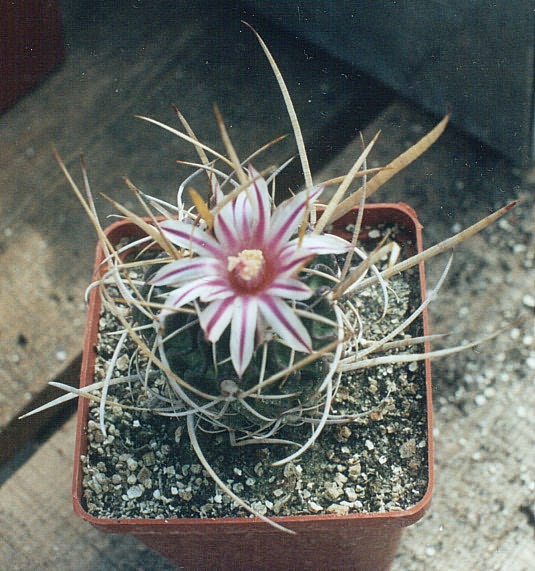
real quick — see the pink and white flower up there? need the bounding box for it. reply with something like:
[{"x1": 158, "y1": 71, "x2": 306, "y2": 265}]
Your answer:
[{"x1": 149, "y1": 167, "x2": 350, "y2": 376}]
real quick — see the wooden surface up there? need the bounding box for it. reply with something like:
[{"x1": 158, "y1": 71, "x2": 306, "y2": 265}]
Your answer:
[
  {"x1": 0, "y1": 416, "x2": 174, "y2": 570},
  {"x1": 1, "y1": 1, "x2": 534, "y2": 569}
]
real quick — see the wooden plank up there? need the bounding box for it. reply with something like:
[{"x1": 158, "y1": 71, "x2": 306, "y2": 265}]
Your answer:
[
  {"x1": 0, "y1": 0, "x2": 390, "y2": 462},
  {"x1": 0, "y1": 416, "x2": 174, "y2": 571},
  {"x1": 393, "y1": 371, "x2": 535, "y2": 570}
]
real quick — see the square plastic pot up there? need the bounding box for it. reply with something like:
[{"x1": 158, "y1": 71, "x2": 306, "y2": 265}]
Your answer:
[{"x1": 73, "y1": 202, "x2": 434, "y2": 571}]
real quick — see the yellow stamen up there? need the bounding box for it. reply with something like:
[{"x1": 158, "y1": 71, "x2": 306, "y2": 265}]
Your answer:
[{"x1": 228, "y1": 249, "x2": 264, "y2": 280}]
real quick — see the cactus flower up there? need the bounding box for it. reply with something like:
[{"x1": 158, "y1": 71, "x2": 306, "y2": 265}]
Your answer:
[{"x1": 149, "y1": 167, "x2": 350, "y2": 376}]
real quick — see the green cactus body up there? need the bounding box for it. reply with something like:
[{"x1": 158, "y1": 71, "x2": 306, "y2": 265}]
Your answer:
[{"x1": 136, "y1": 253, "x2": 341, "y2": 432}]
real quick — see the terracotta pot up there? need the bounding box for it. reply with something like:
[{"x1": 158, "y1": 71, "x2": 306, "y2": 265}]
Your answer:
[{"x1": 73, "y1": 203, "x2": 433, "y2": 571}]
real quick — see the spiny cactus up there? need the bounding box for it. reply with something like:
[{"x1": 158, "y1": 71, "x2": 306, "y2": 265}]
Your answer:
[{"x1": 136, "y1": 252, "x2": 340, "y2": 432}]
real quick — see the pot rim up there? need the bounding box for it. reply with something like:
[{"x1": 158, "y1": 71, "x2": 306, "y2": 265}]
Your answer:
[{"x1": 72, "y1": 201, "x2": 434, "y2": 531}]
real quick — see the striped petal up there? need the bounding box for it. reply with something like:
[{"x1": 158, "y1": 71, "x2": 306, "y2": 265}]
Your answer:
[
  {"x1": 199, "y1": 279, "x2": 234, "y2": 302},
  {"x1": 258, "y1": 295, "x2": 312, "y2": 354},
  {"x1": 211, "y1": 177, "x2": 225, "y2": 204},
  {"x1": 265, "y1": 277, "x2": 313, "y2": 301},
  {"x1": 211, "y1": 177, "x2": 242, "y2": 251},
  {"x1": 148, "y1": 257, "x2": 220, "y2": 286},
  {"x1": 230, "y1": 296, "x2": 258, "y2": 376},
  {"x1": 213, "y1": 203, "x2": 240, "y2": 251},
  {"x1": 163, "y1": 277, "x2": 227, "y2": 309},
  {"x1": 232, "y1": 186, "x2": 254, "y2": 243},
  {"x1": 267, "y1": 185, "x2": 323, "y2": 250},
  {"x1": 247, "y1": 165, "x2": 271, "y2": 243},
  {"x1": 158, "y1": 219, "x2": 223, "y2": 257},
  {"x1": 276, "y1": 233, "x2": 351, "y2": 277},
  {"x1": 277, "y1": 247, "x2": 315, "y2": 276},
  {"x1": 298, "y1": 232, "x2": 351, "y2": 255},
  {"x1": 199, "y1": 297, "x2": 235, "y2": 343}
]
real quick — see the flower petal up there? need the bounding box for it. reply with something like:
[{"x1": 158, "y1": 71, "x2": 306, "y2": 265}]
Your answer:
[
  {"x1": 161, "y1": 279, "x2": 205, "y2": 309},
  {"x1": 277, "y1": 247, "x2": 314, "y2": 276},
  {"x1": 258, "y1": 295, "x2": 312, "y2": 353},
  {"x1": 213, "y1": 204, "x2": 240, "y2": 251},
  {"x1": 265, "y1": 277, "x2": 313, "y2": 301},
  {"x1": 200, "y1": 279, "x2": 234, "y2": 302},
  {"x1": 267, "y1": 185, "x2": 323, "y2": 250},
  {"x1": 230, "y1": 296, "x2": 258, "y2": 376},
  {"x1": 235, "y1": 189, "x2": 257, "y2": 243},
  {"x1": 276, "y1": 233, "x2": 351, "y2": 277},
  {"x1": 158, "y1": 219, "x2": 222, "y2": 257},
  {"x1": 199, "y1": 297, "x2": 235, "y2": 343},
  {"x1": 246, "y1": 165, "x2": 271, "y2": 243},
  {"x1": 211, "y1": 177, "x2": 225, "y2": 204},
  {"x1": 211, "y1": 177, "x2": 242, "y2": 250},
  {"x1": 298, "y1": 232, "x2": 351, "y2": 255},
  {"x1": 149, "y1": 257, "x2": 220, "y2": 287},
  {"x1": 163, "y1": 277, "x2": 228, "y2": 309}
]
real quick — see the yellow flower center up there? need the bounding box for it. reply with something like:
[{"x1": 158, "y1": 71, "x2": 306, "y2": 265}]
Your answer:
[{"x1": 227, "y1": 249, "x2": 265, "y2": 281}]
